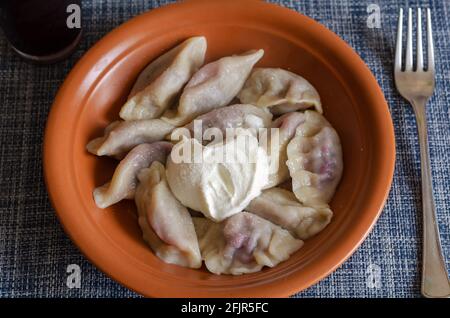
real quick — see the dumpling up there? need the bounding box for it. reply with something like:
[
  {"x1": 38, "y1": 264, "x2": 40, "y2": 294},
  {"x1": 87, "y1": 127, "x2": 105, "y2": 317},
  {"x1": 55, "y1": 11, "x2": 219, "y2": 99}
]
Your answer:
[
  {"x1": 161, "y1": 49, "x2": 264, "y2": 126},
  {"x1": 127, "y1": 37, "x2": 207, "y2": 99},
  {"x1": 238, "y1": 68, "x2": 322, "y2": 115},
  {"x1": 93, "y1": 142, "x2": 173, "y2": 209},
  {"x1": 286, "y1": 110, "x2": 343, "y2": 206},
  {"x1": 135, "y1": 161, "x2": 201, "y2": 268},
  {"x1": 246, "y1": 187, "x2": 332, "y2": 240},
  {"x1": 119, "y1": 37, "x2": 207, "y2": 120},
  {"x1": 86, "y1": 119, "x2": 174, "y2": 159},
  {"x1": 178, "y1": 104, "x2": 272, "y2": 144},
  {"x1": 263, "y1": 111, "x2": 306, "y2": 188},
  {"x1": 192, "y1": 212, "x2": 303, "y2": 275}
]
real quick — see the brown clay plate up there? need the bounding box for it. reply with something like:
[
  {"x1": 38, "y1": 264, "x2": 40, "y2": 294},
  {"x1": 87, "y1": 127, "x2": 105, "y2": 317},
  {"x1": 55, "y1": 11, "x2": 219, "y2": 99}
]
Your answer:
[{"x1": 43, "y1": 0, "x2": 395, "y2": 297}]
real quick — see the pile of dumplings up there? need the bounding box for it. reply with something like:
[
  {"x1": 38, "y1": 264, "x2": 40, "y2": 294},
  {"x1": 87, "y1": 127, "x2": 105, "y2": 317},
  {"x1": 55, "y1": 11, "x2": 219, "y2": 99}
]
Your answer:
[{"x1": 86, "y1": 36, "x2": 343, "y2": 275}]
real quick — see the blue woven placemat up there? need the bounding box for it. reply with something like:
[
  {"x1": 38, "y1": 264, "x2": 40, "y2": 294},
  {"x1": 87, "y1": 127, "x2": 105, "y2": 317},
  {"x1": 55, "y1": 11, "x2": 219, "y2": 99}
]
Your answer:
[{"x1": 0, "y1": 0, "x2": 449, "y2": 298}]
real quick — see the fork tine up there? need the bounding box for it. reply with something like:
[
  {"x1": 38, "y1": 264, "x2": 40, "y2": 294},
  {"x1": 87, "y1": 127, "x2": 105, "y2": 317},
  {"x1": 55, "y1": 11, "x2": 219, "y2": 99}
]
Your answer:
[
  {"x1": 427, "y1": 8, "x2": 435, "y2": 71},
  {"x1": 395, "y1": 8, "x2": 403, "y2": 71},
  {"x1": 416, "y1": 8, "x2": 423, "y2": 71},
  {"x1": 405, "y1": 8, "x2": 413, "y2": 70}
]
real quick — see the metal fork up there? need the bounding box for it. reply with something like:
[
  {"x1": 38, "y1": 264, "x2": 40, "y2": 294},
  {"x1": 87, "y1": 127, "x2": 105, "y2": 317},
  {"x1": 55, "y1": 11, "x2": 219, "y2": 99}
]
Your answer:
[{"x1": 394, "y1": 8, "x2": 450, "y2": 298}]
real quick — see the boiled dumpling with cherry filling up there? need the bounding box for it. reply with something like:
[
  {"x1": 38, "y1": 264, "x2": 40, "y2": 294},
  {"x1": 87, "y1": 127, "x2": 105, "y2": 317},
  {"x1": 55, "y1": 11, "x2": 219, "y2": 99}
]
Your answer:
[
  {"x1": 263, "y1": 111, "x2": 306, "y2": 189},
  {"x1": 135, "y1": 161, "x2": 201, "y2": 268},
  {"x1": 93, "y1": 142, "x2": 173, "y2": 209},
  {"x1": 286, "y1": 110, "x2": 343, "y2": 207},
  {"x1": 192, "y1": 212, "x2": 303, "y2": 275},
  {"x1": 86, "y1": 119, "x2": 175, "y2": 159},
  {"x1": 178, "y1": 104, "x2": 272, "y2": 144},
  {"x1": 238, "y1": 68, "x2": 322, "y2": 115},
  {"x1": 119, "y1": 36, "x2": 207, "y2": 120},
  {"x1": 161, "y1": 49, "x2": 264, "y2": 126},
  {"x1": 246, "y1": 187, "x2": 332, "y2": 240}
]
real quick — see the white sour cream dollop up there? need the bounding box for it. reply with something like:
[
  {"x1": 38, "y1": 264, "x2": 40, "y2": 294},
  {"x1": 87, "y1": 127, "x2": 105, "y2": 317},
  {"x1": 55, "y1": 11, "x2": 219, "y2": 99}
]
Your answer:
[{"x1": 166, "y1": 134, "x2": 269, "y2": 222}]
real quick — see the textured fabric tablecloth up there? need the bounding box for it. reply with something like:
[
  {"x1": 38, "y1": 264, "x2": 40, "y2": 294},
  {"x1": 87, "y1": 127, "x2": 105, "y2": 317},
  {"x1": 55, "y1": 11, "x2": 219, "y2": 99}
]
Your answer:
[{"x1": 0, "y1": 0, "x2": 449, "y2": 298}]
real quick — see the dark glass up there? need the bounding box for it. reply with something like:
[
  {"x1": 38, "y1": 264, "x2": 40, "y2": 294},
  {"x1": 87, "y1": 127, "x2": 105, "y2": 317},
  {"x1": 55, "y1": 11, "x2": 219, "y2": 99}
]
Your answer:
[{"x1": 0, "y1": 0, "x2": 82, "y2": 63}]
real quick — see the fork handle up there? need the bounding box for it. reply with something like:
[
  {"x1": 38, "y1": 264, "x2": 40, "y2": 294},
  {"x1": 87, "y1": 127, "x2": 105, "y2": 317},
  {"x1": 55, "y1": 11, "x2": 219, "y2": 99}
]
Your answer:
[{"x1": 412, "y1": 99, "x2": 450, "y2": 298}]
